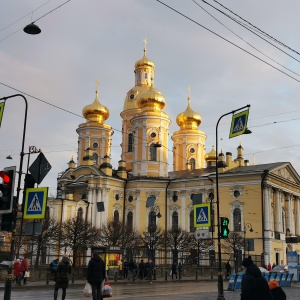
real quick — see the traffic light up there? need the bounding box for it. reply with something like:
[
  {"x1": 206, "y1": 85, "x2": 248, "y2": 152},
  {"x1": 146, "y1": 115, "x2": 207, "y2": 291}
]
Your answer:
[
  {"x1": 0, "y1": 166, "x2": 16, "y2": 213},
  {"x1": 220, "y1": 217, "x2": 230, "y2": 238}
]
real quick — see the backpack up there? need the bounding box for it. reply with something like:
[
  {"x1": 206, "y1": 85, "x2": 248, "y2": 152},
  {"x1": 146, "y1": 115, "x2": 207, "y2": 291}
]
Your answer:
[{"x1": 50, "y1": 261, "x2": 57, "y2": 271}]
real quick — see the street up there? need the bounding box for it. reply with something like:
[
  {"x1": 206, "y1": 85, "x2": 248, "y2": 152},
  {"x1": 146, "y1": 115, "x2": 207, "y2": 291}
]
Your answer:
[{"x1": 3, "y1": 281, "x2": 300, "y2": 300}]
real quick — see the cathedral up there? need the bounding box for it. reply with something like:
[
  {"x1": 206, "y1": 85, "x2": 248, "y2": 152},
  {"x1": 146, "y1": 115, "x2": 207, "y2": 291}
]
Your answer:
[{"x1": 48, "y1": 43, "x2": 300, "y2": 271}]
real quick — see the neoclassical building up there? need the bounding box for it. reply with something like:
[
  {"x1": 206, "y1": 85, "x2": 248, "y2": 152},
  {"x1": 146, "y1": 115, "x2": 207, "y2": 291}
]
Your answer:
[{"x1": 48, "y1": 44, "x2": 300, "y2": 268}]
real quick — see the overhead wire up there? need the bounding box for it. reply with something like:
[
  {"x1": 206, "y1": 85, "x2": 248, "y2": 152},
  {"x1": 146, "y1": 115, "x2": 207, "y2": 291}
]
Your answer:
[{"x1": 154, "y1": 0, "x2": 300, "y2": 83}]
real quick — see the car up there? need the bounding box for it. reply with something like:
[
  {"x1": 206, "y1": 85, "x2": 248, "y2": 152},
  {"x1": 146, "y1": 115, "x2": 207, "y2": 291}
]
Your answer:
[
  {"x1": 270, "y1": 265, "x2": 288, "y2": 273},
  {"x1": 259, "y1": 266, "x2": 269, "y2": 274}
]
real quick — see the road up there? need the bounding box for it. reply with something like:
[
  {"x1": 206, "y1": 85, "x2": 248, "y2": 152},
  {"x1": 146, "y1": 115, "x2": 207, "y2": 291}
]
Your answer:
[{"x1": 3, "y1": 280, "x2": 300, "y2": 300}]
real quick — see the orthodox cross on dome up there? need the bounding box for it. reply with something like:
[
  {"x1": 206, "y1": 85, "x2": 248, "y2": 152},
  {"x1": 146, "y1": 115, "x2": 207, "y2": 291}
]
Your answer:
[
  {"x1": 187, "y1": 86, "x2": 191, "y2": 105},
  {"x1": 143, "y1": 38, "x2": 148, "y2": 54},
  {"x1": 95, "y1": 80, "x2": 100, "y2": 98}
]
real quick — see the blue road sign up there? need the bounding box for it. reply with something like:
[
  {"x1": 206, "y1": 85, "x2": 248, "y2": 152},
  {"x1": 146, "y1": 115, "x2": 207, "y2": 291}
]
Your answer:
[
  {"x1": 24, "y1": 187, "x2": 48, "y2": 219},
  {"x1": 194, "y1": 203, "x2": 211, "y2": 228},
  {"x1": 229, "y1": 109, "x2": 249, "y2": 138}
]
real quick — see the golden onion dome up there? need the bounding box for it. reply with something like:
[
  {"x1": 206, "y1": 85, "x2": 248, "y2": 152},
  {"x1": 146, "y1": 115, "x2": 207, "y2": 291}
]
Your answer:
[
  {"x1": 135, "y1": 47, "x2": 155, "y2": 70},
  {"x1": 176, "y1": 96, "x2": 202, "y2": 130},
  {"x1": 138, "y1": 79, "x2": 166, "y2": 112},
  {"x1": 204, "y1": 145, "x2": 216, "y2": 162},
  {"x1": 82, "y1": 89, "x2": 109, "y2": 124}
]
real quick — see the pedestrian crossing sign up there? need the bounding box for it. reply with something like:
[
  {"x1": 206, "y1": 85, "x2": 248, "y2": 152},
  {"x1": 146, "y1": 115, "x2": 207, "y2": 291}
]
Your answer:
[
  {"x1": 194, "y1": 203, "x2": 211, "y2": 228},
  {"x1": 229, "y1": 109, "x2": 249, "y2": 138},
  {"x1": 24, "y1": 187, "x2": 48, "y2": 219}
]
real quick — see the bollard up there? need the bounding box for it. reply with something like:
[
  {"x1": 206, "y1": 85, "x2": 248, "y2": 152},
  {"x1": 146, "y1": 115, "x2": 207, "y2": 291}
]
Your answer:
[
  {"x1": 4, "y1": 269, "x2": 13, "y2": 300},
  {"x1": 114, "y1": 271, "x2": 118, "y2": 282},
  {"x1": 153, "y1": 268, "x2": 156, "y2": 280},
  {"x1": 72, "y1": 272, "x2": 75, "y2": 284},
  {"x1": 210, "y1": 270, "x2": 213, "y2": 279},
  {"x1": 195, "y1": 271, "x2": 198, "y2": 280},
  {"x1": 165, "y1": 271, "x2": 168, "y2": 280},
  {"x1": 46, "y1": 272, "x2": 49, "y2": 285}
]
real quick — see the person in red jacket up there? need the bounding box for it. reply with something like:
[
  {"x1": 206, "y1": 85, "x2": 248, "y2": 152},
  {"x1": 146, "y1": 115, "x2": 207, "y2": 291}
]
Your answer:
[
  {"x1": 13, "y1": 259, "x2": 22, "y2": 286},
  {"x1": 21, "y1": 256, "x2": 29, "y2": 285}
]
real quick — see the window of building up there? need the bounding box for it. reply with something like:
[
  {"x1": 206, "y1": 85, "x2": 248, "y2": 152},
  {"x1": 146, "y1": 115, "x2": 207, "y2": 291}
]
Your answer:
[
  {"x1": 149, "y1": 211, "x2": 156, "y2": 227},
  {"x1": 127, "y1": 211, "x2": 133, "y2": 232},
  {"x1": 77, "y1": 207, "x2": 83, "y2": 219},
  {"x1": 145, "y1": 73, "x2": 148, "y2": 79},
  {"x1": 128, "y1": 133, "x2": 133, "y2": 152},
  {"x1": 150, "y1": 143, "x2": 157, "y2": 161},
  {"x1": 233, "y1": 208, "x2": 241, "y2": 231},
  {"x1": 114, "y1": 210, "x2": 119, "y2": 223},
  {"x1": 189, "y1": 210, "x2": 195, "y2": 232},
  {"x1": 92, "y1": 142, "x2": 98, "y2": 149},
  {"x1": 92, "y1": 152, "x2": 98, "y2": 165},
  {"x1": 172, "y1": 211, "x2": 178, "y2": 231},
  {"x1": 190, "y1": 148, "x2": 195, "y2": 153},
  {"x1": 189, "y1": 158, "x2": 196, "y2": 169}
]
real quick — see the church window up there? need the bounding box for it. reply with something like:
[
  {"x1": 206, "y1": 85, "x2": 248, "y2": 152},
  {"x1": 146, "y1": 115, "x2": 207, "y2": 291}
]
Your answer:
[
  {"x1": 128, "y1": 133, "x2": 133, "y2": 152},
  {"x1": 189, "y1": 210, "x2": 195, "y2": 232},
  {"x1": 145, "y1": 72, "x2": 148, "y2": 79},
  {"x1": 150, "y1": 132, "x2": 156, "y2": 138},
  {"x1": 92, "y1": 152, "x2": 98, "y2": 165},
  {"x1": 128, "y1": 195, "x2": 133, "y2": 202},
  {"x1": 127, "y1": 211, "x2": 133, "y2": 231},
  {"x1": 172, "y1": 211, "x2": 178, "y2": 231},
  {"x1": 150, "y1": 143, "x2": 157, "y2": 161},
  {"x1": 189, "y1": 158, "x2": 196, "y2": 169},
  {"x1": 114, "y1": 210, "x2": 119, "y2": 223},
  {"x1": 233, "y1": 208, "x2": 241, "y2": 231},
  {"x1": 190, "y1": 148, "x2": 195, "y2": 153},
  {"x1": 77, "y1": 207, "x2": 83, "y2": 219},
  {"x1": 92, "y1": 142, "x2": 98, "y2": 149},
  {"x1": 149, "y1": 210, "x2": 156, "y2": 228}
]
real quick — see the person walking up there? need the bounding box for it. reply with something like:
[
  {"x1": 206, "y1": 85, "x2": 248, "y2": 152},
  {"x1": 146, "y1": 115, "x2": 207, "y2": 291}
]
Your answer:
[
  {"x1": 13, "y1": 259, "x2": 22, "y2": 286},
  {"x1": 240, "y1": 256, "x2": 273, "y2": 300},
  {"x1": 171, "y1": 262, "x2": 177, "y2": 279},
  {"x1": 54, "y1": 254, "x2": 71, "y2": 300},
  {"x1": 267, "y1": 263, "x2": 272, "y2": 271},
  {"x1": 21, "y1": 256, "x2": 29, "y2": 285},
  {"x1": 87, "y1": 250, "x2": 106, "y2": 300},
  {"x1": 178, "y1": 262, "x2": 183, "y2": 279},
  {"x1": 268, "y1": 279, "x2": 286, "y2": 300},
  {"x1": 225, "y1": 261, "x2": 231, "y2": 277}
]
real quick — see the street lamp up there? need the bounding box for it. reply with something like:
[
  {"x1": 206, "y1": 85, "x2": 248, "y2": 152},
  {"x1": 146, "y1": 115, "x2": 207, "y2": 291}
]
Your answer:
[
  {"x1": 244, "y1": 223, "x2": 253, "y2": 258},
  {"x1": 215, "y1": 105, "x2": 251, "y2": 300}
]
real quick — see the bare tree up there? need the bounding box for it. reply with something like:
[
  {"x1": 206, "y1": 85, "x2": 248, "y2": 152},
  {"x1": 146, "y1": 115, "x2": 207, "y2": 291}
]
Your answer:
[
  {"x1": 221, "y1": 232, "x2": 244, "y2": 273},
  {"x1": 189, "y1": 236, "x2": 213, "y2": 265},
  {"x1": 60, "y1": 217, "x2": 101, "y2": 268},
  {"x1": 164, "y1": 227, "x2": 193, "y2": 263}
]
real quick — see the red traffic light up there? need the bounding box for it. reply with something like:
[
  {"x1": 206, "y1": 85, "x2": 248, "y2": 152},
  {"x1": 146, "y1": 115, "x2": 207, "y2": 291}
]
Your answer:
[{"x1": 0, "y1": 171, "x2": 11, "y2": 184}]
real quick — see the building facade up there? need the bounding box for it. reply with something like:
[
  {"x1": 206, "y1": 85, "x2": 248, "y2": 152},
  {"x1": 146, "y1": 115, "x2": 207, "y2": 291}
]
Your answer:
[{"x1": 48, "y1": 45, "x2": 300, "y2": 267}]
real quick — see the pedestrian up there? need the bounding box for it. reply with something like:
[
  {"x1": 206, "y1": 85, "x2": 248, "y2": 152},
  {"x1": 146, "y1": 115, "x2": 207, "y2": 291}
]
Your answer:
[
  {"x1": 87, "y1": 250, "x2": 106, "y2": 300},
  {"x1": 171, "y1": 262, "x2": 177, "y2": 279},
  {"x1": 240, "y1": 256, "x2": 273, "y2": 300},
  {"x1": 50, "y1": 258, "x2": 59, "y2": 281},
  {"x1": 225, "y1": 261, "x2": 231, "y2": 277},
  {"x1": 267, "y1": 263, "x2": 272, "y2": 271},
  {"x1": 123, "y1": 259, "x2": 128, "y2": 278},
  {"x1": 128, "y1": 259, "x2": 136, "y2": 280},
  {"x1": 13, "y1": 259, "x2": 22, "y2": 286},
  {"x1": 21, "y1": 255, "x2": 29, "y2": 285},
  {"x1": 272, "y1": 263, "x2": 276, "y2": 269},
  {"x1": 54, "y1": 254, "x2": 71, "y2": 300},
  {"x1": 268, "y1": 279, "x2": 286, "y2": 300},
  {"x1": 138, "y1": 259, "x2": 145, "y2": 279},
  {"x1": 178, "y1": 262, "x2": 183, "y2": 279}
]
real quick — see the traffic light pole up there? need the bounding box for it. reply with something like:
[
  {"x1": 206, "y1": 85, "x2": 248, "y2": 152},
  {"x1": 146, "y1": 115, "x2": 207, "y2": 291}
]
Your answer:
[{"x1": 215, "y1": 105, "x2": 250, "y2": 300}]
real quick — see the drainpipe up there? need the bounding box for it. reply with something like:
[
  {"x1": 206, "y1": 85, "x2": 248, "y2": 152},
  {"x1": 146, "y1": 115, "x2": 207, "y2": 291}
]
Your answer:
[
  {"x1": 122, "y1": 179, "x2": 128, "y2": 228},
  {"x1": 261, "y1": 170, "x2": 269, "y2": 266},
  {"x1": 165, "y1": 179, "x2": 171, "y2": 265}
]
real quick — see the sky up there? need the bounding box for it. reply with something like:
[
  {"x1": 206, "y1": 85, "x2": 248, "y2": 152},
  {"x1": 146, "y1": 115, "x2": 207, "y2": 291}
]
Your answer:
[{"x1": 1, "y1": 0, "x2": 300, "y2": 198}]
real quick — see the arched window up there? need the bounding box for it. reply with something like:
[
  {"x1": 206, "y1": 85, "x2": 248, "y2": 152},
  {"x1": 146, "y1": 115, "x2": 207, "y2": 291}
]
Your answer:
[
  {"x1": 77, "y1": 207, "x2": 83, "y2": 219},
  {"x1": 233, "y1": 208, "x2": 241, "y2": 231},
  {"x1": 127, "y1": 211, "x2": 133, "y2": 232},
  {"x1": 150, "y1": 143, "x2": 157, "y2": 161},
  {"x1": 114, "y1": 210, "x2": 119, "y2": 223},
  {"x1": 189, "y1": 210, "x2": 195, "y2": 232},
  {"x1": 92, "y1": 152, "x2": 98, "y2": 165},
  {"x1": 149, "y1": 211, "x2": 156, "y2": 227},
  {"x1": 172, "y1": 211, "x2": 178, "y2": 231},
  {"x1": 189, "y1": 158, "x2": 196, "y2": 169},
  {"x1": 128, "y1": 133, "x2": 133, "y2": 152}
]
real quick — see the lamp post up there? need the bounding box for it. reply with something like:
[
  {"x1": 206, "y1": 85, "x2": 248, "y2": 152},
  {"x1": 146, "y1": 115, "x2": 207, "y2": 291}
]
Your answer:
[
  {"x1": 244, "y1": 223, "x2": 253, "y2": 259},
  {"x1": 0, "y1": 94, "x2": 28, "y2": 300},
  {"x1": 215, "y1": 105, "x2": 251, "y2": 300}
]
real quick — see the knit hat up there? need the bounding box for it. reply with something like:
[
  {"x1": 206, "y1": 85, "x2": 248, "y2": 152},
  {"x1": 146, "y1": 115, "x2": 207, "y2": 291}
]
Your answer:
[
  {"x1": 268, "y1": 279, "x2": 279, "y2": 290},
  {"x1": 93, "y1": 250, "x2": 98, "y2": 257},
  {"x1": 242, "y1": 256, "x2": 253, "y2": 268}
]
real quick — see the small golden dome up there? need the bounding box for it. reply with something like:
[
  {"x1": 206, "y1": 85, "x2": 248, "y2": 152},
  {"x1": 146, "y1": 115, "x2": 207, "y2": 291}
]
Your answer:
[
  {"x1": 205, "y1": 146, "x2": 216, "y2": 162},
  {"x1": 176, "y1": 96, "x2": 202, "y2": 130},
  {"x1": 82, "y1": 90, "x2": 109, "y2": 124},
  {"x1": 138, "y1": 79, "x2": 166, "y2": 112},
  {"x1": 135, "y1": 48, "x2": 155, "y2": 70}
]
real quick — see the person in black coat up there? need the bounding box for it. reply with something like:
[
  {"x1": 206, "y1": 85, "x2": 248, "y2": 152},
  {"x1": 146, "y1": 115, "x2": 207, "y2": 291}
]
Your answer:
[
  {"x1": 87, "y1": 250, "x2": 106, "y2": 300},
  {"x1": 54, "y1": 254, "x2": 71, "y2": 300},
  {"x1": 268, "y1": 279, "x2": 286, "y2": 300},
  {"x1": 240, "y1": 256, "x2": 273, "y2": 300}
]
